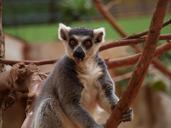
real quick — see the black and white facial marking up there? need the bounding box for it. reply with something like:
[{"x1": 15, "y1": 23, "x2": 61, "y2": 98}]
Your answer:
[{"x1": 58, "y1": 23, "x2": 105, "y2": 63}]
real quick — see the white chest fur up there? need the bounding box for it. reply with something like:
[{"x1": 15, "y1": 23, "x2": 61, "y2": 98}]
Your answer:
[
  {"x1": 77, "y1": 60, "x2": 102, "y2": 88},
  {"x1": 77, "y1": 59, "x2": 103, "y2": 113}
]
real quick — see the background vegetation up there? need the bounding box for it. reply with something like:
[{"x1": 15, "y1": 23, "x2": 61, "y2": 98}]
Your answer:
[{"x1": 4, "y1": 15, "x2": 171, "y2": 43}]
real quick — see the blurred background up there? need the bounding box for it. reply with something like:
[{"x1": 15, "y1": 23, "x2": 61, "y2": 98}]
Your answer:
[{"x1": 2, "y1": 0, "x2": 171, "y2": 128}]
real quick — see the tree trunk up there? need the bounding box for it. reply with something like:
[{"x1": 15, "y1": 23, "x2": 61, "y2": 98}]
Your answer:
[
  {"x1": 0, "y1": 0, "x2": 5, "y2": 127},
  {"x1": 0, "y1": 0, "x2": 4, "y2": 71}
]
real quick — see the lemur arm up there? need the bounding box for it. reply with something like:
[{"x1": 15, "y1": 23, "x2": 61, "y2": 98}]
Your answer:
[
  {"x1": 97, "y1": 64, "x2": 133, "y2": 122},
  {"x1": 97, "y1": 63, "x2": 119, "y2": 113},
  {"x1": 59, "y1": 83, "x2": 103, "y2": 128}
]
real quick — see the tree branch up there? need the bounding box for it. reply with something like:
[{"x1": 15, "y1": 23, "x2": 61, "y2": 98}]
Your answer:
[
  {"x1": 107, "y1": 42, "x2": 171, "y2": 68},
  {"x1": 93, "y1": 0, "x2": 171, "y2": 80},
  {"x1": 100, "y1": 34, "x2": 171, "y2": 51},
  {"x1": 0, "y1": 63, "x2": 36, "y2": 110},
  {"x1": 151, "y1": 59, "x2": 171, "y2": 79},
  {"x1": 125, "y1": 19, "x2": 171, "y2": 39},
  {"x1": 0, "y1": 41, "x2": 171, "y2": 69},
  {"x1": 106, "y1": 0, "x2": 169, "y2": 127},
  {"x1": 0, "y1": 58, "x2": 58, "y2": 66},
  {"x1": 113, "y1": 72, "x2": 132, "y2": 82},
  {"x1": 93, "y1": 0, "x2": 127, "y2": 37}
]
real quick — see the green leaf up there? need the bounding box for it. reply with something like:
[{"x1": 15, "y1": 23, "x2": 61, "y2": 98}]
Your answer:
[{"x1": 151, "y1": 80, "x2": 167, "y2": 92}]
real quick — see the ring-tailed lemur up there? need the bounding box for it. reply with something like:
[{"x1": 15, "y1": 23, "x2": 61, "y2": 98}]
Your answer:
[{"x1": 32, "y1": 23, "x2": 132, "y2": 128}]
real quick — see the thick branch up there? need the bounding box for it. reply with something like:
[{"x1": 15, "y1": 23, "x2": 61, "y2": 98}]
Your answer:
[
  {"x1": 107, "y1": 42, "x2": 171, "y2": 68},
  {"x1": 106, "y1": 0, "x2": 169, "y2": 127}
]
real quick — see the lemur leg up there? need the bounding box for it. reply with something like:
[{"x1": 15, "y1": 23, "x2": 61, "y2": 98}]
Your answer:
[
  {"x1": 32, "y1": 98, "x2": 64, "y2": 128},
  {"x1": 97, "y1": 69, "x2": 132, "y2": 122}
]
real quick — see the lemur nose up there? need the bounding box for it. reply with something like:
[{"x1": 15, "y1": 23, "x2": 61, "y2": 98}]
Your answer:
[{"x1": 73, "y1": 47, "x2": 85, "y2": 60}]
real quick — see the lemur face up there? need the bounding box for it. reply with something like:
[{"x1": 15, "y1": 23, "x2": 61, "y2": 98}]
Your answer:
[{"x1": 58, "y1": 23, "x2": 105, "y2": 63}]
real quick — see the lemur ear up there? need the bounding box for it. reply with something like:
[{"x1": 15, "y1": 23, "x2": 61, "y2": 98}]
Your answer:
[
  {"x1": 93, "y1": 27, "x2": 105, "y2": 43},
  {"x1": 58, "y1": 23, "x2": 71, "y2": 41}
]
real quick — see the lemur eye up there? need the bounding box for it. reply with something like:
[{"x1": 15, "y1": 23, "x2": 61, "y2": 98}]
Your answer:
[
  {"x1": 69, "y1": 39, "x2": 78, "y2": 48},
  {"x1": 83, "y1": 39, "x2": 92, "y2": 49}
]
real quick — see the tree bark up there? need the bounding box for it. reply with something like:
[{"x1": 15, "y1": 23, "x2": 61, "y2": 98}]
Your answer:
[
  {"x1": 0, "y1": 0, "x2": 4, "y2": 72},
  {"x1": 0, "y1": 0, "x2": 4, "y2": 127}
]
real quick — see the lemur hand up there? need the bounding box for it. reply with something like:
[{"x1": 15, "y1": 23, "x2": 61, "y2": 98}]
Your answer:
[{"x1": 121, "y1": 108, "x2": 133, "y2": 122}]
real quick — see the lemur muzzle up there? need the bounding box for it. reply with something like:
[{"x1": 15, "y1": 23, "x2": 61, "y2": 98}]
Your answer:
[{"x1": 73, "y1": 47, "x2": 85, "y2": 60}]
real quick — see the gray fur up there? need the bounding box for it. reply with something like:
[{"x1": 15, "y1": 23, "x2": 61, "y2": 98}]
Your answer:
[{"x1": 69, "y1": 28, "x2": 94, "y2": 37}]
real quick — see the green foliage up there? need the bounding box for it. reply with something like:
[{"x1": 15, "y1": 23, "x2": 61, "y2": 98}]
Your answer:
[
  {"x1": 4, "y1": 15, "x2": 171, "y2": 43},
  {"x1": 4, "y1": 1, "x2": 95, "y2": 25},
  {"x1": 4, "y1": 3, "x2": 49, "y2": 14},
  {"x1": 145, "y1": 72, "x2": 171, "y2": 96},
  {"x1": 151, "y1": 80, "x2": 167, "y2": 92},
  {"x1": 151, "y1": 80, "x2": 171, "y2": 97},
  {"x1": 58, "y1": 0, "x2": 95, "y2": 22}
]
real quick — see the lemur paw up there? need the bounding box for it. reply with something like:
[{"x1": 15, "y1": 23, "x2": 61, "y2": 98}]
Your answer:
[{"x1": 121, "y1": 108, "x2": 133, "y2": 122}]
